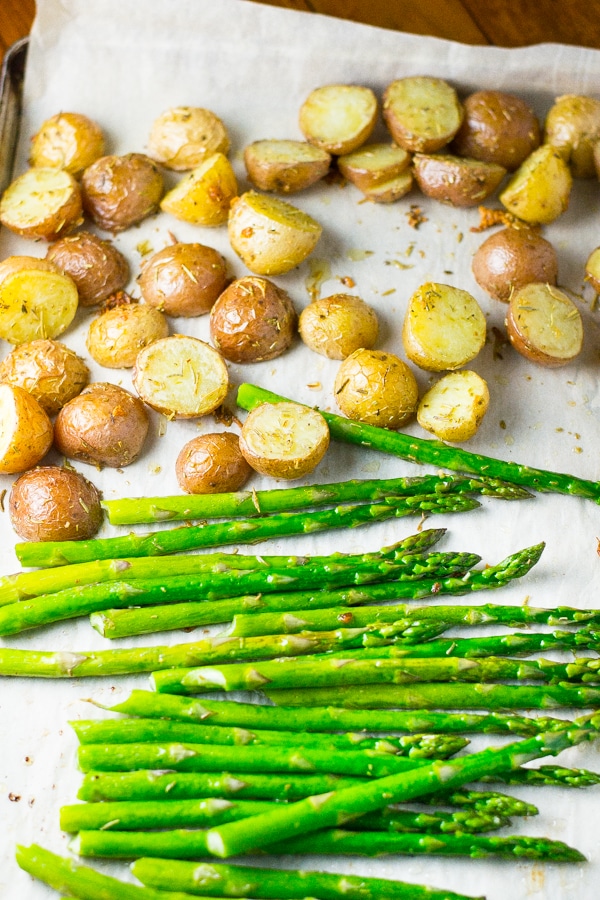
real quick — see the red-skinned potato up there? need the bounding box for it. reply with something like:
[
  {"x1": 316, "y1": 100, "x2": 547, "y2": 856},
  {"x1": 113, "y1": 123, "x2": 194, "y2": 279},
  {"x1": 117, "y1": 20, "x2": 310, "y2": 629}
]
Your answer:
[
  {"x1": 506, "y1": 282, "x2": 583, "y2": 367},
  {"x1": 472, "y1": 227, "x2": 558, "y2": 302},
  {"x1": 138, "y1": 242, "x2": 228, "y2": 317},
  {"x1": 176, "y1": 432, "x2": 252, "y2": 494},
  {"x1": 412, "y1": 153, "x2": 506, "y2": 207},
  {"x1": 0, "y1": 383, "x2": 53, "y2": 474},
  {"x1": 46, "y1": 232, "x2": 130, "y2": 307},
  {"x1": 9, "y1": 465, "x2": 103, "y2": 542},
  {"x1": 452, "y1": 90, "x2": 541, "y2": 171},
  {"x1": 81, "y1": 153, "x2": 164, "y2": 232},
  {"x1": 54, "y1": 382, "x2": 149, "y2": 468},
  {"x1": 244, "y1": 140, "x2": 331, "y2": 193}
]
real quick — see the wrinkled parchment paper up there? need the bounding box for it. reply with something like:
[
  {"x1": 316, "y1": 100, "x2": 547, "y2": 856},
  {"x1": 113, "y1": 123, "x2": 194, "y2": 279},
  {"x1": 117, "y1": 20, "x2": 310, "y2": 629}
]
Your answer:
[{"x1": 2, "y1": 1, "x2": 600, "y2": 897}]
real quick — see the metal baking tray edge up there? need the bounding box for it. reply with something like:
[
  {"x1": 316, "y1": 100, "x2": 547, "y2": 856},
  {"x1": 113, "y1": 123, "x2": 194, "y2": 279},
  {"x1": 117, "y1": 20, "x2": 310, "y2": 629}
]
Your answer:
[{"x1": 0, "y1": 37, "x2": 28, "y2": 196}]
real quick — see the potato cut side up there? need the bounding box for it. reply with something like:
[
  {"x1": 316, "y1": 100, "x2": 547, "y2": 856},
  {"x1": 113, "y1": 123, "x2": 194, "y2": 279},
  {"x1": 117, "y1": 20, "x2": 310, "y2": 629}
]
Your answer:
[
  {"x1": 0, "y1": 268, "x2": 79, "y2": 344},
  {"x1": 499, "y1": 144, "x2": 572, "y2": 225},
  {"x1": 244, "y1": 140, "x2": 331, "y2": 193},
  {"x1": 228, "y1": 190, "x2": 322, "y2": 275},
  {"x1": 240, "y1": 401, "x2": 329, "y2": 479},
  {"x1": 383, "y1": 76, "x2": 463, "y2": 153},
  {"x1": 417, "y1": 370, "x2": 490, "y2": 442},
  {"x1": 0, "y1": 383, "x2": 53, "y2": 474},
  {"x1": 299, "y1": 84, "x2": 378, "y2": 155},
  {"x1": 403, "y1": 282, "x2": 486, "y2": 372},
  {"x1": 337, "y1": 142, "x2": 411, "y2": 191},
  {"x1": 413, "y1": 154, "x2": 506, "y2": 207},
  {"x1": 361, "y1": 170, "x2": 413, "y2": 203},
  {"x1": 585, "y1": 246, "x2": 600, "y2": 293},
  {"x1": 133, "y1": 335, "x2": 229, "y2": 418},
  {"x1": 147, "y1": 106, "x2": 230, "y2": 171},
  {"x1": 160, "y1": 152, "x2": 238, "y2": 226},
  {"x1": 506, "y1": 283, "x2": 583, "y2": 367},
  {"x1": 0, "y1": 167, "x2": 82, "y2": 240}
]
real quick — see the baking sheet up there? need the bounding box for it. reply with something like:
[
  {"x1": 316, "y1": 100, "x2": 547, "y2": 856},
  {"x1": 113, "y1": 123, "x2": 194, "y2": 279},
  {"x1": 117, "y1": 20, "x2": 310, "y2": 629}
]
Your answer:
[{"x1": 1, "y1": 0, "x2": 600, "y2": 897}]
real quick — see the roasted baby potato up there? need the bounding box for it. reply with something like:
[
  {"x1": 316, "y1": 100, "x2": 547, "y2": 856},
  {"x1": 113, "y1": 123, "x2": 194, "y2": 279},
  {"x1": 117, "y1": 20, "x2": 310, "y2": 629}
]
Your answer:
[
  {"x1": 544, "y1": 94, "x2": 600, "y2": 179},
  {"x1": 299, "y1": 84, "x2": 378, "y2": 156},
  {"x1": 240, "y1": 401, "x2": 330, "y2": 480},
  {"x1": 499, "y1": 144, "x2": 572, "y2": 225},
  {"x1": 0, "y1": 339, "x2": 89, "y2": 415},
  {"x1": 0, "y1": 383, "x2": 53, "y2": 474},
  {"x1": 506, "y1": 282, "x2": 583, "y2": 367},
  {"x1": 160, "y1": 153, "x2": 237, "y2": 226},
  {"x1": 472, "y1": 226, "x2": 558, "y2": 302},
  {"x1": 175, "y1": 432, "x2": 252, "y2": 494},
  {"x1": 138, "y1": 242, "x2": 228, "y2": 317},
  {"x1": 584, "y1": 246, "x2": 600, "y2": 293},
  {"x1": 54, "y1": 382, "x2": 149, "y2": 468},
  {"x1": 86, "y1": 302, "x2": 169, "y2": 368},
  {"x1": 0, "y1": 166, "x2": 83, "y2": 240},
  {"x1": 81, "y1": 153, "x2": 164, "y2": 232},
  {"x1": 0, "y1": 260, "x2": 79, "y2": 344},
  {"x1": 403, "y1": 282, "x2": 486, "y2": 372},
  {"x1": 228, "y1": 191, "x2": 322, "y2": 275},
  {"x1": 451, "y1": 90, "x2": 541, "y2": 171},
  {"x1": 244, "y1": 140, "x2": 331, "y2": 193},
  {"x1": 359, "y1": 170, "x2": 414, "y2": 203},
  {"x1": 29, "y1": 112, "x2": 105, "y2": 176},
  {"x1": 299, "y1": 293, "x2": 378, "y2": 359},
  {"x1": 147, "y1": 106, "x2": 230, "y2": 171},
  {"x1": 412, "y1": 153, "x2": 506, "y2": 207},
  {"x1": 417, "y1": 370, "x2": 490, "y2": 442},
  {"x1": 334, "y1": 348, "x2": 419, "y2": 428},
  {"x1": 46, "y1": 231, "x2": 130, "y2": 307},
  {"x1": 337, "y1": 142, "x2": 411, "y2": 192},
  {"x1": 210, "y1": 275, "x2": 297, "y2": 364},
  {"x1": 383, "y1": 76, "x2": 463, "y2": 153},
  {"x1": 9, "y1": 465, "x2": 103, "y2": 542},
  {"x1": 133, "y1": 335, "x2": 229, "y2": 418}
]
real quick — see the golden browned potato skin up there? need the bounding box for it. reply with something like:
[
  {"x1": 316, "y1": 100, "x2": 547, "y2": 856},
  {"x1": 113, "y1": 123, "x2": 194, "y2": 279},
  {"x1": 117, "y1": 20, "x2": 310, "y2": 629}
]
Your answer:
[
  {"x1": 175, "y1": 432, "x2": 252, "y2": 494},
  {"x1": 86, "y1": 302, "x2": 169, "y2": 369},
  {"x1": 0, "y1": 339, "x2": 90, "y2": 415},
  {"x1": 334, "y1": 349, "x2": 419, "y2": 428},
  {"x1": 210, "y1": 276, "x2": 298, "y2": 364},
  {"x1": 472, "y1": 227, "x2": 559, "y2": 302},
  {"x1": 29, "y1": 112, "x2": 106, "y2": 176},
  {"x1": 139, "y1": 243, "x2": 228, "y2": 317},
  {"x1": 299, "y1": 293, "x2": 379, "y2": 359},
  {"x1": 452, "y1": 90, "x2": 541, "y2": 171},
  {"x1": 81, "y1": 153, "x2": 164, "y2": 232},
  {"x1": 54, "y1": 382, "x2": 149, "y2": 468},
  {"x1": 9, "y1": 465, "x2": 103, "y2": 542},
  {"x1": 46, "y1": 232, "x2": 130, "y2": 306}
]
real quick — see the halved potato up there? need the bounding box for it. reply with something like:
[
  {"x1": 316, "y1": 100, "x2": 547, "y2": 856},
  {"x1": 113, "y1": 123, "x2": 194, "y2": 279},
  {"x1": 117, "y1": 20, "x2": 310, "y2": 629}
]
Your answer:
[
  {"x1": 9, "y1": 465, "x2": 103, "y2": 542},
  {"x1": 506, "y1": 282, "x2": 583, "y2": 367},
  {"x1": 81, "y1": 153, "x2": 164, "y2": 232},
  {"x1": 299, "y1": 293, "x2": 378, "y2": 359},
  {"x1": 0, "y1": 383, "x2": 53, "y2": 474},
  {"x1": 299, "y1": 84, "x2": 378, "y2": 155},
  {"x1": 403, "y1": 282, "x2": 486, "y2": 372},
  {"x1": 147, "y1": 106, "x2": 230, "y2": 171},
  {"x1": 472, "y1": 226, "x2": 558, "y2": 302},
  {"x1": 240, "y1": 401, "x2": 329, "y2": 480},
  {"x1": 160, "y1": 153, "x2": 237, "y2": 226},
  {"x1": 176, "y1": 432, "x2": 252, "y2": 494},
  {"x1": 544, "y1": 94, "x2": 600, "y2": 178},
  {"x1": 451, "y1": 90, "x2": 541, "y2": 171},
  {"x1": 383, "y1": 76, "x2": 463, "y2": 153},
  {"x1": 0, "y1": 266, "x2": 79, "y2": 344},
  {"x1": 499, "y1": 144, "x2": 572, "y2": 225},
  {"x1": 138, "y1": 242, "x2": 228, "y2": 317},
  {"x1": 86, "y1": 302, "x2": 169, "y2": 369},
  {"x1": 585, "y1": 246, "x2": 600, "y2": 293},
  {"x1": 417, "y1": 370, "x2": 490, "y2": 442},
  {"x1": 333, "y1": 348, "x2": 419, "y2": 428},
  {"x1": 228, "y1": 191, "x2": 322, "y2": 275},
  {"x1": 244, "y1": 140, "x2": 331, "y2": 193},
  {"x1": 0, "y1": 339, "x2": 89, "y2": 414},
  {"x1": 413, "y1": 153, "x2": 506, "y2": 207},
  {"x1": 133, "y1": 334, "x2": 229, "y2": 418},
  {"x1": 0, "y1": 167, "x2": 83, "y2": 240},
  {"x1": 337, "y1": 142, "x2": 411, "y2": 192},
  {"x1": 361, "y1": 170, "x2": 414, "y2": 203},
  {"x1": 29, "y1": 112, "x2": 105, "y2": 176},
  {"x1": 46, "y1": 231, "x2": 130, "y2": 307}
]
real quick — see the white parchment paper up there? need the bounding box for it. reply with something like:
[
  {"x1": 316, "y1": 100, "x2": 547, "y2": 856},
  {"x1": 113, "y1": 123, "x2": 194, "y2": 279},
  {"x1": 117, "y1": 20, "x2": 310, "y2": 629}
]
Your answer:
[{"x1": 1, "y1": 1, "x2": 600, "y2": 897}]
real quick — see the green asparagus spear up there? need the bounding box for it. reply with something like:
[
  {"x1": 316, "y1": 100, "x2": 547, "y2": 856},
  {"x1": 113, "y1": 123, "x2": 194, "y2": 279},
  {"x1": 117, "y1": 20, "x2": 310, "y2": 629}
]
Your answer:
[
  {"x1": 478, "y1": 764, "x2": 600, "y2": 788},
  {"x1": 15, "y1": 843, "x2": 221, "y2": 900},
  {"x1": 103, "y1": 473, "x2": 529, "y2": 525},
  {"x1": 132, "y1": 858, "x2": 485, "y2": 900},
  {"x1": 72, "y1": 827, "x2": 584, "y2": 862},
  {"x1": 60, "y1": 797, "x2": 506, "y2": 835},
  {"x1": 70, "y1": 718, "x2": 467, "y2": 759},
  {"x1": 99, "y1": 690, "x2": 571, "y2": 736},
  {"x1": 152, "y1": 654, "x2": 600, "y2": 697},
  {"x1": 265, "y1": 681, "x2": 600, "y2": 709},
  {"x1": 199, "y1": 714, "x2": 600, "y2": 857},
  {"x1": 15, "y1": 493, "x2": 480, "y2": 568},
  {"x1": 76, "y1": 771, "x2": 538, "y2": 817},
  {"x1": 236, "y1": 383, "x2": 600, "y2": 503},
  {"x1": 0, "y1": 550, "x2": 479, "y2": 637},
  {"x1": 91, "y1": 540, "x2": 545, "y2": 639}
]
